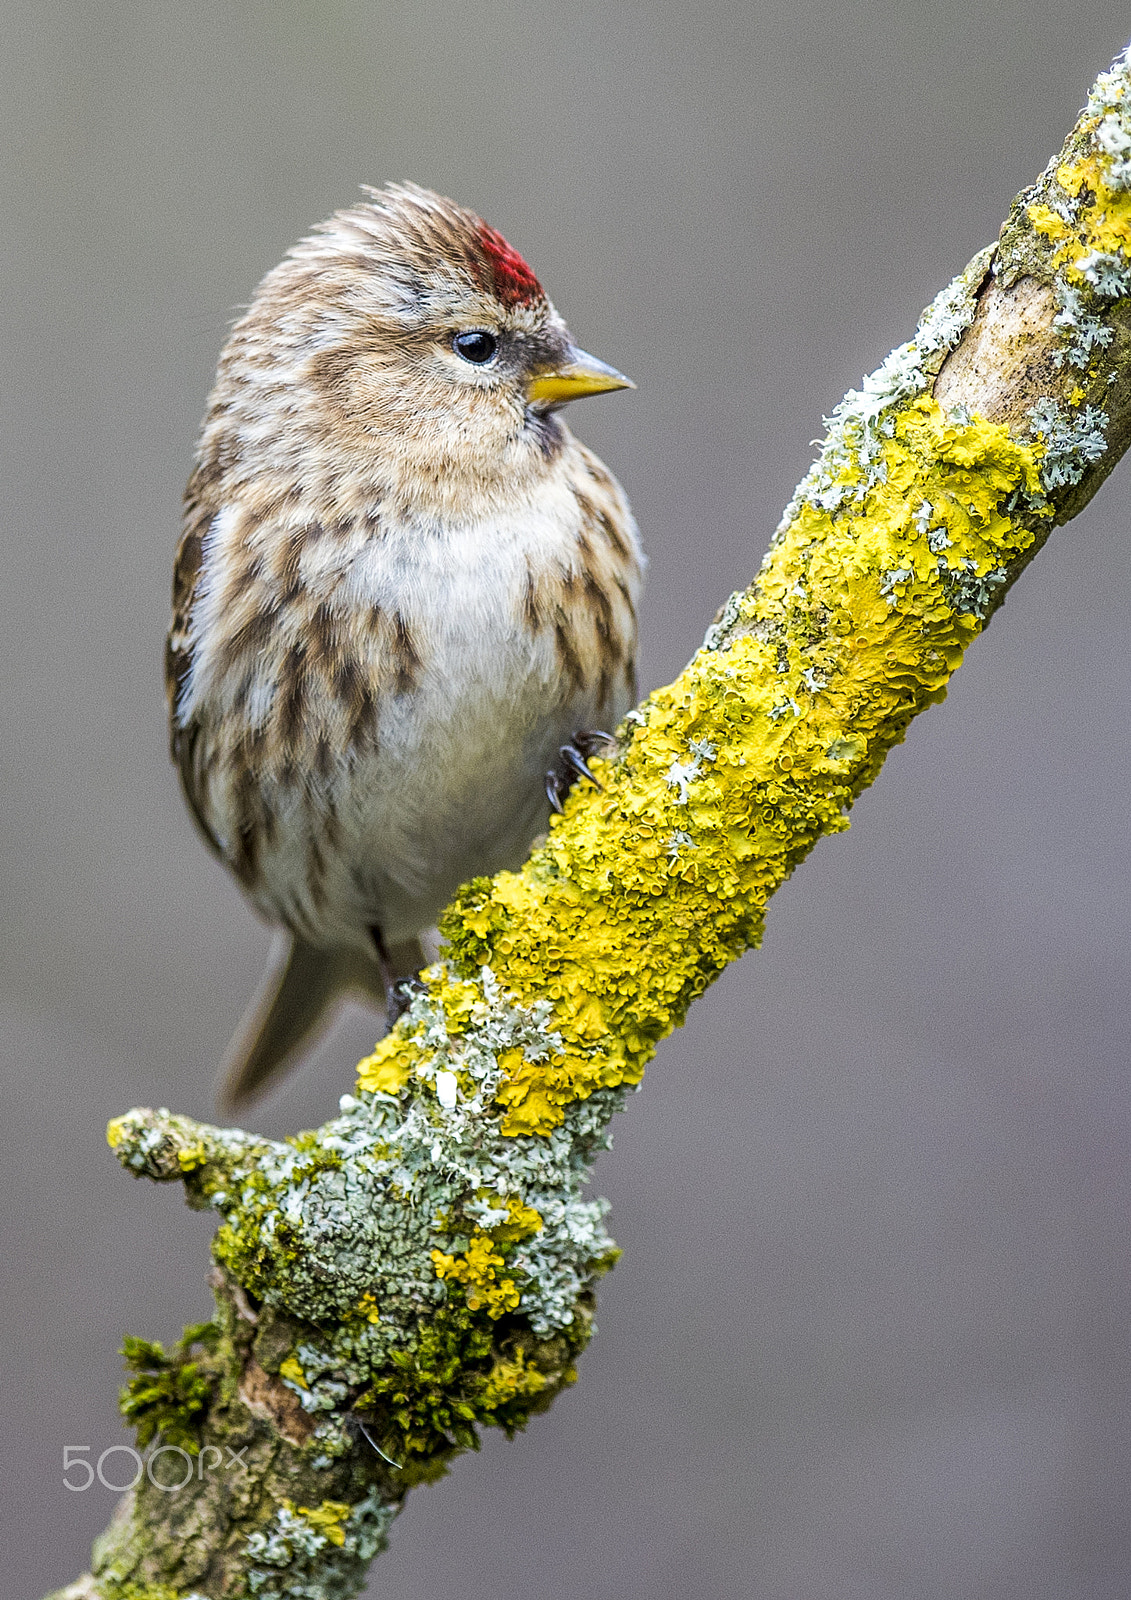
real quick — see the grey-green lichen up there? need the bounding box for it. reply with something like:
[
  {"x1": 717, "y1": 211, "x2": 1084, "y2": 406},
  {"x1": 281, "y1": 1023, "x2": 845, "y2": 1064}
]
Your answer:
[
  {"x1": 107, "y1": 1026, "x2": 616, "y2": 1476},
  {"x1": 1026, "y1": 397, "x2": 1110, "y2": 488},
  {"x1": 244, "y1": 1492, "x2": 393, "y2": 1600}
]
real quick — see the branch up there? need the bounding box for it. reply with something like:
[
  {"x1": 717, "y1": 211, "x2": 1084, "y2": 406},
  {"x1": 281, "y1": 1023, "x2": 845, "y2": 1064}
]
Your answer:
[{"x1": 51, "y1": 43, "x2": 1131, "y2": 1600}]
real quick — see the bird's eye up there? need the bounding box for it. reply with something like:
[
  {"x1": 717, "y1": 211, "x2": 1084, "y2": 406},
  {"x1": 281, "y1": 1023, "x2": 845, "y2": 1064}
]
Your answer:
[{"x1": 453, "y1": 330, "x2": 498, "y2": 365}]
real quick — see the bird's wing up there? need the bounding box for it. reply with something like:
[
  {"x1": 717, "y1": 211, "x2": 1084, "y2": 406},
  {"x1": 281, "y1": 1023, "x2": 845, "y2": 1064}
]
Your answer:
[{"x1": 166, "y1": 487, "x2": 225, "y2": 860}]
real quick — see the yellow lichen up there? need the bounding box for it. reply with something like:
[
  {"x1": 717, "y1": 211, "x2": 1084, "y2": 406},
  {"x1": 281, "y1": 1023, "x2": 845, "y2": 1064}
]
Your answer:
[
  {"x1": 176, "y1": 1140, "x2": 207, "y2": 1173},
  {"x1": 1026, "y1": 201, "x2": 1071, "y2": 244},
  {"x1": 478, "y1": 1347, "x2": 549, "y2": 1410},
  {"x1": 289, "y1": 1499, "x2": 351, "y2": 1548},
  {"x1": 355, "y1": 1048, "x2": 413, "y2": 1096},
  {"x1": 356, "y1": 969, "x2": 489, "y2": 1098},
  {"x1": 431, "y1": 1195, "x2": 542, "y2": 1316},
  {"x1": 393, "y1": 397, "x2": 1046, "y2": 1135},
  {"x1": 355, "y1": 1292, "x2": 382, "y2": 1324},
  {"x1": 1028, "y1": 115, "x2": 1131, "y2": 278},
  {"x1": 278, "y1": 1354, "x2": 308, "y2": 1389},
  {"x1": 490, "y1": 1196, "x2": 543, "y2": 1249},
  {"x1": 431, "y1": 969, "x2": 480, "y2": 1034},
  {"x1": 432, "y1": 1234, "x2": 519, "y2": 1317}
]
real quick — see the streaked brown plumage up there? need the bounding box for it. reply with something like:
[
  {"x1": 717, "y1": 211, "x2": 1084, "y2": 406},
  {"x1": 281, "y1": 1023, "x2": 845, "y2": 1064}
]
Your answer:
[{"x1": 168, "y1": 184, "x2": 643, "y2": 1107}]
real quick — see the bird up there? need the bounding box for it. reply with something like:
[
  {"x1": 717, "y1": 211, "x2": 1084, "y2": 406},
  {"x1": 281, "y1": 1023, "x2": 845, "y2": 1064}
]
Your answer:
[{"x1": 166, "y1": 183, "x2": 644, "y2": 1109}]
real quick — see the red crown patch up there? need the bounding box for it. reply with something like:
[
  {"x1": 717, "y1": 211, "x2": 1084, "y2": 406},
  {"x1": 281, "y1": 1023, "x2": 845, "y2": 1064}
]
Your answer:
[{"x1": 477, "y1": 222, "x2": 543, "y2": 307}]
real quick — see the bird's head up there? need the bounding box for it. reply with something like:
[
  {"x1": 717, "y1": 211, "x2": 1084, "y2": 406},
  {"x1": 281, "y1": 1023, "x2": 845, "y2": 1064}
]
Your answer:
[{"x1": 215, "y1": 183, "x2": 631, "y2": 520}]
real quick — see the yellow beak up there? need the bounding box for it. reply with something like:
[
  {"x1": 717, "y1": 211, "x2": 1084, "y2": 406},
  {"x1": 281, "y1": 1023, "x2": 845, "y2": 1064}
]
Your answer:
[{"x1": 527, "y1": 346, "x2": 634, "y2": 406}]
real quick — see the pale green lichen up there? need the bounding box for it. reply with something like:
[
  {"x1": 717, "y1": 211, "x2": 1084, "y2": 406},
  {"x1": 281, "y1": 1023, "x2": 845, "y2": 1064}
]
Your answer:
[
  {"x1": 1026, "y1": 398, "x2": 1110, "y2": 489},
  {"x1": 244, "y1": 1491, "x2": 393, "y2": 1600},
  {"x1": 108, "y1": 1055, "x2": 613, "y2": 1473}
]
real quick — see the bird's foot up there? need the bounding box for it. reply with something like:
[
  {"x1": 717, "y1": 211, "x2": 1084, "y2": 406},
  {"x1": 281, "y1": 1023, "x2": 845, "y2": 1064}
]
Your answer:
[
  {"x1": 371, "y1": 925, "x2": 427, "y2": 1022},
  {"x1": 546, "y1": 729, "x2": 615, "y2": 814},
  {"x1": 387, "y1": 976, "x2": 426, "y2": 1023}
]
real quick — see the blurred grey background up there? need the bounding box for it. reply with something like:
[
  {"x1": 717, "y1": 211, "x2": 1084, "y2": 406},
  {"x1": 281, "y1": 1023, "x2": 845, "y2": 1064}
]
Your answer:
[{"x1": 3, "y1": 3, "x2": 1130, "y2": 1597}]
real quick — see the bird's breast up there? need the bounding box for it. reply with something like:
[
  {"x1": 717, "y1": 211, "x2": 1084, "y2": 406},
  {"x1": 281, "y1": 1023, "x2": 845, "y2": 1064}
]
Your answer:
[{"x1": 180, "y1": 454, "x2": 642, "y2": 944}]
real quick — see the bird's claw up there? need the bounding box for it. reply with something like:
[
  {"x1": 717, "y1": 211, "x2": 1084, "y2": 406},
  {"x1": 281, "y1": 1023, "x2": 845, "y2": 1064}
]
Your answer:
[
  {"x1": 545, "y1": 730, "x2": 615, "y2": 813},
  {"x1": 561, "y1": 741, "x2": 600, "y2": 787}
]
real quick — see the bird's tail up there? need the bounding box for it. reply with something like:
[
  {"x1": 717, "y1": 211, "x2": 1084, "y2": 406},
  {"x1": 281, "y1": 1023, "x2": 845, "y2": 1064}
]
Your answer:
[{"x1": 218, "y1": 931, "x2": 425, "y2": 1111}]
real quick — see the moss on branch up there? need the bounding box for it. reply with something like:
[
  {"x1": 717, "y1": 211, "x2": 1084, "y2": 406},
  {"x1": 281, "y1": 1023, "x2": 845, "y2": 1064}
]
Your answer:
[{"x1": 53, "y1": 42, "x2": 1131, "y2": 1600}]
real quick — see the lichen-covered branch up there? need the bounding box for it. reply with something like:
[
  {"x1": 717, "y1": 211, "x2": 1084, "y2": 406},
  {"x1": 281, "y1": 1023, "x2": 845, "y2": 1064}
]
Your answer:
[{"x1": 50, "y1": 44, "x2": 1131, "y2": 1600}]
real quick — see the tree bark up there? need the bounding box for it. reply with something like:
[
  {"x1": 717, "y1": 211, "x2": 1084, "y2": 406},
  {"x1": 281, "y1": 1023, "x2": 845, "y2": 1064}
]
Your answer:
[{"x1": 49, "y1": 42, "x2": 1131, "y2": 1600}]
